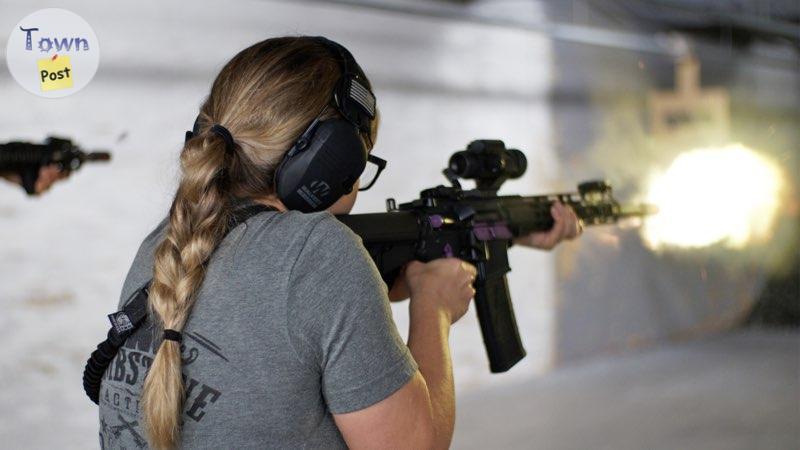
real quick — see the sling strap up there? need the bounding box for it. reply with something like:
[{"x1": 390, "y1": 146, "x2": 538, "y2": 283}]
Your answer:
[{"x1": 83, "y1": 202, "x2": 277, "y2": 404}]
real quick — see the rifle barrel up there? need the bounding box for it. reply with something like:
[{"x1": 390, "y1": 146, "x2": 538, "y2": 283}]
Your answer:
[
  {"x1": 84, "y1": 151, "x2": 111, "y2": 162},
  {"x1": 618, "y1": 203, "x2": 659, "y2": 219}
]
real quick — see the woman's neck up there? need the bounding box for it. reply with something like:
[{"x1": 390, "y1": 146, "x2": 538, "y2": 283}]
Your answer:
[{"x1": 252, "y1": 194, "x2": 288, "y2": 212}]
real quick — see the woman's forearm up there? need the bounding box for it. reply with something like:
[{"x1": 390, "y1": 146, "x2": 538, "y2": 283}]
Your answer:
[{"x1": 407, "y1": 303, "x2": 455, "y2": 450}]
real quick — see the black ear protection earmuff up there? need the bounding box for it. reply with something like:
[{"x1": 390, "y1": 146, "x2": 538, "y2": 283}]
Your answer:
[{"x1": 184, "y1": 36, "x2": 377, "y2": 213}]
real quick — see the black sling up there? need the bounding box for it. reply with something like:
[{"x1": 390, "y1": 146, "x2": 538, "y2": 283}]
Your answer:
[{"x1": 83, "y1": 203, "x2": 277, "y2": 404}]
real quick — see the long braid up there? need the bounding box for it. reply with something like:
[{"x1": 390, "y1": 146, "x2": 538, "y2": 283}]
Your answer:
[{"x1": 141, "y1": 131, "x2": 232, "y2": 449}]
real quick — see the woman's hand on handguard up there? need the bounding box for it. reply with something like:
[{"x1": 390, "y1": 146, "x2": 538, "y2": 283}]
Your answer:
[{"x1": 513, "y1": 200, "x2": 583, "y2": 250}]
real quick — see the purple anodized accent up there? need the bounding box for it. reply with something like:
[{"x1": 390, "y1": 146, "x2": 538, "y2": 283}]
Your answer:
[
  {"x1": 472, "y1": 222, "x2": 513, "y2": 241},
  {"x1": 428, "y1": 214, "x2": 444, "y2": 229},
  {"x1": 443, "y1": 243, "x2": 454, "y2": 257}
]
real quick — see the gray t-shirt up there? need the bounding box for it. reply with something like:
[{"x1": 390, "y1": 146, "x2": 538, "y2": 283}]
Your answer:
[{"x1": 98, "y1": 205, "x2": 418, "y2": 449}]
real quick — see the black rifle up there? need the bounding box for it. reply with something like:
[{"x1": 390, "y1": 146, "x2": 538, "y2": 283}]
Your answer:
[
  {"x1": 0, "y1": 136, "x2": 110, "y2": 194},
  {"x1": 336, "y1": 140, "x2": 656, "y2": 373}
]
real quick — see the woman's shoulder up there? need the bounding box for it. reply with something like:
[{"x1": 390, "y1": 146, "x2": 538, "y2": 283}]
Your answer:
[
  {"x1": 289, "y1": 211, "x2": 380, "y2": 285},
  {"x1": 228, "y1": 209, "x2": 367, "y2": 280},
  {"x1": 248, "y1": 209, "x2": 363, "y2": 253},
  {"x1": 135, "y1": 209, "x2": 358, "y2": 266},
  {"x1": 297, "y1": 211, "x2": 366, "y2": 259}
]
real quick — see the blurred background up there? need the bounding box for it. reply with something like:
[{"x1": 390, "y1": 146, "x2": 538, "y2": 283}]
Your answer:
[{"x1": 1, "y1": 0, "x2": 797, "y2": 449}]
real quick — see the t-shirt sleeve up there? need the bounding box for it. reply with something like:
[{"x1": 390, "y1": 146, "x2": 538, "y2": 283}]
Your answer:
[{"x1": 286, "y1": 213, "x2": 418, "y2": 414}]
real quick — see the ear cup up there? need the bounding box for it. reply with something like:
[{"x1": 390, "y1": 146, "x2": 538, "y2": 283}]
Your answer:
[{"x1": 275, "y1": 118, "x2": 367, "y2": 212}]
